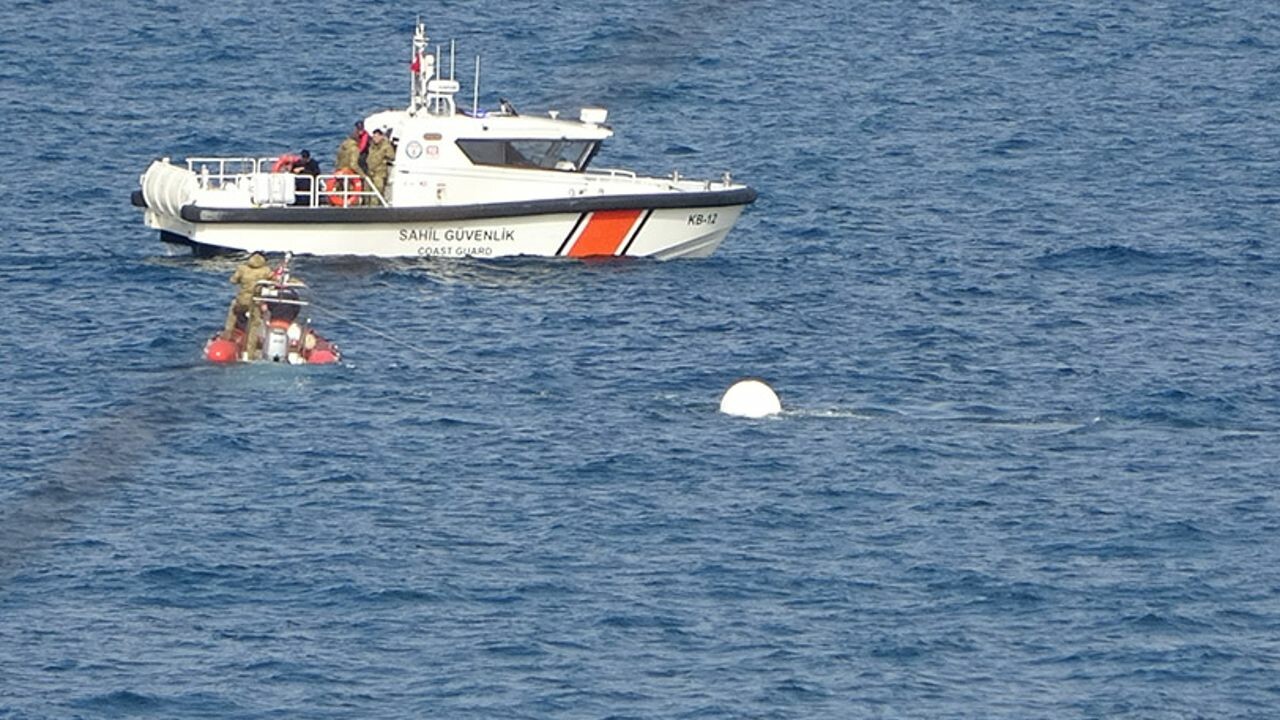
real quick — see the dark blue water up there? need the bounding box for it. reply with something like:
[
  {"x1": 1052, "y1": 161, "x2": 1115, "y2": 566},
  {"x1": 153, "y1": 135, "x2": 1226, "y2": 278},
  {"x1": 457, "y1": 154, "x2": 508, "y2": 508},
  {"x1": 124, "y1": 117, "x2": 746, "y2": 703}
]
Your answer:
[{"x1": 4, "y1": 1, "x2": 1280, "y2": 717}]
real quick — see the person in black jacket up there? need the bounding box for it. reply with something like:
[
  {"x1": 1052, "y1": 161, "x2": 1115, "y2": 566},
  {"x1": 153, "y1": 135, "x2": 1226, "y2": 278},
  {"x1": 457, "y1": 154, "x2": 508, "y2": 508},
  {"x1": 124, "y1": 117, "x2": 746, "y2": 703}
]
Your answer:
[{"x1": 290, "y1": 150, "x2": 321, "y2": 206}]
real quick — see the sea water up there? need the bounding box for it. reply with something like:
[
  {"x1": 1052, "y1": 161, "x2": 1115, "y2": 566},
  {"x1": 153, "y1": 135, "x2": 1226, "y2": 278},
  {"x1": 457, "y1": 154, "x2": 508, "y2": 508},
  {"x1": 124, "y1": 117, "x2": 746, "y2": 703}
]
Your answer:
[{"x1": 2, "y1": 1, "x2": 1279, "y2": 717}]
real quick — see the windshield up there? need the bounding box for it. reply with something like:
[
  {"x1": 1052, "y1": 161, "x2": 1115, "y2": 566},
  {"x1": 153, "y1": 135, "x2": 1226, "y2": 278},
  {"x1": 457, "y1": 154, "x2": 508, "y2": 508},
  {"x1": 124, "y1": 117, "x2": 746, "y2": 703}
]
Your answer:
[{"x1": 456, "y1": 139, "x2": 598, "y2": 171}]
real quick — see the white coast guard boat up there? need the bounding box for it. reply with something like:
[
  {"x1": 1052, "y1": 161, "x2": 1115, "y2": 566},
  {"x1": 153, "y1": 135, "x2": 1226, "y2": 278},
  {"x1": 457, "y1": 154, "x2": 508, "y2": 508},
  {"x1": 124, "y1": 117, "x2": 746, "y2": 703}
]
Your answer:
[{"x1": 133, "y1": 20, "x2": 756, "y2": 260}]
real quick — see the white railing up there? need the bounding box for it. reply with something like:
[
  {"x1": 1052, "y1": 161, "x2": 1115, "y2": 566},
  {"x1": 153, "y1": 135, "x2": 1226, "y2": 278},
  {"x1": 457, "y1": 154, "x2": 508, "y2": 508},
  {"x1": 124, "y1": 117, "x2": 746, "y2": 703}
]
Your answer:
[
  {"x1": 186, "y1": 156, "x2": 271, "y2": 188},
  {"x1": 182, "y1": 156, "x2": 387, "y2": 207}
]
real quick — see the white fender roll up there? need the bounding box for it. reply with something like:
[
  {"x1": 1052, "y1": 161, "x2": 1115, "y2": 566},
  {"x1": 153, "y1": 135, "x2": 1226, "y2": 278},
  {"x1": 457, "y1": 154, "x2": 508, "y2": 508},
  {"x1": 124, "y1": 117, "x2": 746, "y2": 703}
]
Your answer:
[{"x1": 719, "y1": 378, "x2": 782, "y2": 418}]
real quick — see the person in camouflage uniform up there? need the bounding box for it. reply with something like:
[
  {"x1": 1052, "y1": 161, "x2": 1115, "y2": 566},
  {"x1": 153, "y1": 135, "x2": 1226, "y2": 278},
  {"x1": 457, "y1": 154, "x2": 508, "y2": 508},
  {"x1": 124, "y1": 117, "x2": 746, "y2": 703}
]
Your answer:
[
  {"x1": 335, "y1": 127, "x2": 367, "y2": 205},
  {"x1": 365, "y1": 128, "x2": 395, "y2": 206},
  {"x1": 335, "y1": 130, "x2": 361, "y2": 173},
  {"x1": 221, "y1": 252, "x2": 275, "y2": 356}
]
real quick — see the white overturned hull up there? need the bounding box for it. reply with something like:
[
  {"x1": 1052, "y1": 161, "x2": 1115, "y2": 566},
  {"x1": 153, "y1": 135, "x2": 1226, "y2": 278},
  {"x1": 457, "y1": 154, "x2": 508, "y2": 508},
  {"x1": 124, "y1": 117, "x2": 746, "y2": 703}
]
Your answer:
[{"x1": 137, "y1": 188, "x2": 751, "y2": 260}]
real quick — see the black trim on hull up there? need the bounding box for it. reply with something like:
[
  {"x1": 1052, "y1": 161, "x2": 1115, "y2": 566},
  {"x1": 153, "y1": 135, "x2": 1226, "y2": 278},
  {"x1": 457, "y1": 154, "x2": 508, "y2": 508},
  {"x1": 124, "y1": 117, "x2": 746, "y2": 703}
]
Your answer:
[
  {"x1": 131, "y1": 190, "x2": 146, "y2": 208},
  {"x1": 173, "y1": 187, "x2": 757, "y2": 224},
  {"x1": 159, "y1": 230, "x2": 239, "y2": 257},
  {"x1": 555, "y1": 213, "x2": 589, "y2": 256},
  {"x1": 619, "y1": 209, "x2": 654, "y2": 256}
]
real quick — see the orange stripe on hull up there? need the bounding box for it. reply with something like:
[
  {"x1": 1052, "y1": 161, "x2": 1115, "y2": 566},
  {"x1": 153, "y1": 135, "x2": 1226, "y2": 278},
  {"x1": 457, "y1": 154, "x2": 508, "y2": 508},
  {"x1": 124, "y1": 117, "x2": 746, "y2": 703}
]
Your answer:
[{"x1": 567, "y1": 209, "x2": 643, "y2": 258}]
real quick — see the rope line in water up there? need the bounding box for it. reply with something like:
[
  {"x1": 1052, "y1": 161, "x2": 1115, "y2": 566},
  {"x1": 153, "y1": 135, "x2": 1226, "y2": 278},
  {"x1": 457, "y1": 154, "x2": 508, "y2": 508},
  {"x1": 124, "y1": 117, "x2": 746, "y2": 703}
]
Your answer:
[{"x1": 308, "y1": 301, "x2": 486, "y2": 376}]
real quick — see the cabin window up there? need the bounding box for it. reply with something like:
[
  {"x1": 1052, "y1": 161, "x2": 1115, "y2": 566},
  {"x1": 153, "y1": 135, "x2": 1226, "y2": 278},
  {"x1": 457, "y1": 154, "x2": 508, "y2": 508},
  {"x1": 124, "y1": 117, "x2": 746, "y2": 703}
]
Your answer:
[{"x1": 456, "y1": 139, "x2": 598, "y2": 171}]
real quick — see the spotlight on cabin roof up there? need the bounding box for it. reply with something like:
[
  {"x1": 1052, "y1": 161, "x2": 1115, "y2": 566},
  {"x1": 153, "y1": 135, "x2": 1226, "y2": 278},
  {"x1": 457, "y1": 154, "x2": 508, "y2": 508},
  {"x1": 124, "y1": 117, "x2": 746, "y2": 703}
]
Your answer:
[{"x1": 580, "y1": 107, "x2": 608, "y2": 125}]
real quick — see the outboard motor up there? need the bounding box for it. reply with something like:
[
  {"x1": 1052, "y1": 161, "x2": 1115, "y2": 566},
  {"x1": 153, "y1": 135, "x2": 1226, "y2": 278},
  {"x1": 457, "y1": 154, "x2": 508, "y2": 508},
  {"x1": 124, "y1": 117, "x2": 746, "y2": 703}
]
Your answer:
[
  {"x1": 265, "y1": 324, "x2": 290, "y2": 362},
  {"x1": 261, "y1": 285, "x2": 302, "y2": 362}
]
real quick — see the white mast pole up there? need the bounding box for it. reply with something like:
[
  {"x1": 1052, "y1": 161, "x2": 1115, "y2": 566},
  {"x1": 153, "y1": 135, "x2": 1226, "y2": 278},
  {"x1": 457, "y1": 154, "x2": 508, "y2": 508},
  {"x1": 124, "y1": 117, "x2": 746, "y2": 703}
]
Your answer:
[
  {"x1": 411, "y1": 17, "x2": 429, "y2": 114},
  {"x1": 473, "y1": 56, "x2": 480, "y2": 116},
  {"x1": 411, "y1": 20, "x2": 419, "y2": 110}
]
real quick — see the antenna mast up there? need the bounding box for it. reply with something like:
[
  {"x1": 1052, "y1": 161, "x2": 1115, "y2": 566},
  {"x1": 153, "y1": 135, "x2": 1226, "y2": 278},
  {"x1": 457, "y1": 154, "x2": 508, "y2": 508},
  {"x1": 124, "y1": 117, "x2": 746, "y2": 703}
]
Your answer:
[
  {"x1": 473, "y1": 56, "x2": 481, "y2": 116},
  {"x1": 409, "y1": 18, "x2": 460, "y2": 117},
  {"x1": 409, "y1": 18, "x2": 435, "y2": 115}
]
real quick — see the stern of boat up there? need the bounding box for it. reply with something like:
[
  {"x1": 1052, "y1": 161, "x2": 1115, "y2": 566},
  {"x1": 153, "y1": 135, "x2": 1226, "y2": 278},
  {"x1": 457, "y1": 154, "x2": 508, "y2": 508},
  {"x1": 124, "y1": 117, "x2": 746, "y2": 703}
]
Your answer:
[{"x1": 137, "y1": 159, "x2": 198, "y2": 238}]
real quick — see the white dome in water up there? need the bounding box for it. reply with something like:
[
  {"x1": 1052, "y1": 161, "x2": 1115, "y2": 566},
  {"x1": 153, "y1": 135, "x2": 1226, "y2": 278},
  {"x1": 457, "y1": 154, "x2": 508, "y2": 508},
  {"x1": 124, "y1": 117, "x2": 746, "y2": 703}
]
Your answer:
[{"x1": 719, "y1": 378, "x2": 782, "y2": 418}]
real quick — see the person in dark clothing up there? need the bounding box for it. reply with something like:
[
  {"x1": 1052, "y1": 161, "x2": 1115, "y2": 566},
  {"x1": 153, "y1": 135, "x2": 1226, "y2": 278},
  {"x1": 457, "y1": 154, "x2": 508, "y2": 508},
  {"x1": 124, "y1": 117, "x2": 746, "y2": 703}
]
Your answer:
[
  {"x1": 292, "y1": 149, "x2": 320, "y2": 176},
  {"x1": 291, "y1": 149, "x2": 321, "y2": 206},
  {"x1": 354, "y1": 120, "x2": 370, "y2": 174}
]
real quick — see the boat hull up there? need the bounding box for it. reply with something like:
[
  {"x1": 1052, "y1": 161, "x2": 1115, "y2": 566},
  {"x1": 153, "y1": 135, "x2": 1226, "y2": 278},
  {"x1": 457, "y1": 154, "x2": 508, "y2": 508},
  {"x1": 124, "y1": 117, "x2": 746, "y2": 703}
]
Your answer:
[{"x1": 138, "y1": 190, "x2": 753, "y2": 260}]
